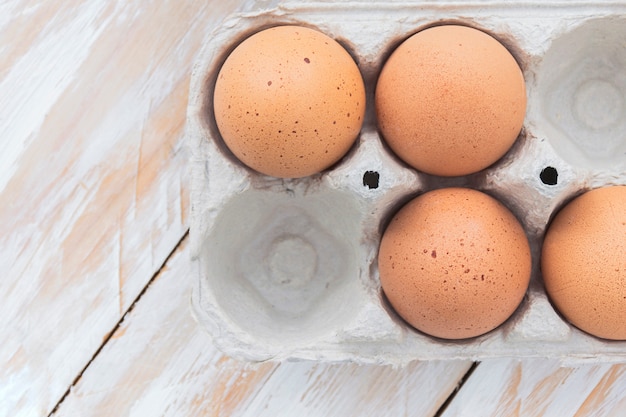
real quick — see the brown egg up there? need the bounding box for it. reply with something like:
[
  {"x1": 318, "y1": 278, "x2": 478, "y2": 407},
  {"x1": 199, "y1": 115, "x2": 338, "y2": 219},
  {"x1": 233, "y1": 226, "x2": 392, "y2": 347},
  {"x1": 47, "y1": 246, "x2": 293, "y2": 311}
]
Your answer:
[
  {"x1": 213, "y1": 25, "x2": 366, "y2": 178},
  {"x1": 378, "y1": 188, "x2": 531, "y2": 339},
  {"x1": 542, "y1": 186, "x2": 626, "y2": 340},
  {"x1": 375, "y1": 25, "x2": 526, "y2": 177}
]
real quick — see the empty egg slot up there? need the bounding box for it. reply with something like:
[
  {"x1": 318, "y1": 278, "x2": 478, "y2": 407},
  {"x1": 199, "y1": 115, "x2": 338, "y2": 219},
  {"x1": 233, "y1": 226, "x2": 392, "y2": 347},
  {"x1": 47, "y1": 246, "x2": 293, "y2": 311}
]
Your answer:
[
  {"x1": 200, "y1": 186, "x2": 364, "y2": 346},
  {"x1": 534, "y1": 17, "x2": 626, "y2": 171}
]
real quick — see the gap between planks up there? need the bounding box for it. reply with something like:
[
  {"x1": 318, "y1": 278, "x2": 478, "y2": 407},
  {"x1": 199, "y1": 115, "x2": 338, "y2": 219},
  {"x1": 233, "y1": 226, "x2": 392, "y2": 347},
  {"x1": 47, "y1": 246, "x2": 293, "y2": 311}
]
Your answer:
[
  {"x1": 433, "y1": 361, "x2": 480, "y2": 417},
  {"x1": 48, "y1": 229, "x2": 190, "y2": 417}
]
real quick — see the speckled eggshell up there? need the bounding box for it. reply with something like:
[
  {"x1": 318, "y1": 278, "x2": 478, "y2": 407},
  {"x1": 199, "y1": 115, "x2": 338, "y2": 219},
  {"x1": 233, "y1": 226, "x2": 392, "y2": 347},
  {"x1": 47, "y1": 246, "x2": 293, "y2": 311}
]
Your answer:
[
  {"x1": 542, "y1": 186, "x2": 626, "y2": 340},
  {"x1": 378, "y1": 187, "x2": 532, "y2": 340},
  {"x1": 375, "y1": 25, "x2": 526, "y2": 177},
  {"x1": 213, "y1": 25, "x2": 366, "y2": 178}
]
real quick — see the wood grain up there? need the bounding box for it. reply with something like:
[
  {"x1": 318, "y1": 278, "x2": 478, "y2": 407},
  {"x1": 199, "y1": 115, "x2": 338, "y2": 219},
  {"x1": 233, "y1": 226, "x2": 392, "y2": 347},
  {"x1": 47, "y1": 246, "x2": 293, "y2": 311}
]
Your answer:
[
  {"x1": 0, "y1": 2, "x2": 238, "y2": 415},
  {"x1": 53, "y1": 238, "x2": 474, "y2": 417},
  {"x1": 441, "y1": 359, "x2": 626, "y2": 417}
]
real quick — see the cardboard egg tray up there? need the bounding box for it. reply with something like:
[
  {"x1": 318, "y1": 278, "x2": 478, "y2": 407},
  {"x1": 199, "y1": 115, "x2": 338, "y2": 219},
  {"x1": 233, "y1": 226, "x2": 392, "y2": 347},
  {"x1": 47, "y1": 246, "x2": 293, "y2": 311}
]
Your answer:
[{"x1": 186, "y1": 1, "x2": 626, "y2": 363}]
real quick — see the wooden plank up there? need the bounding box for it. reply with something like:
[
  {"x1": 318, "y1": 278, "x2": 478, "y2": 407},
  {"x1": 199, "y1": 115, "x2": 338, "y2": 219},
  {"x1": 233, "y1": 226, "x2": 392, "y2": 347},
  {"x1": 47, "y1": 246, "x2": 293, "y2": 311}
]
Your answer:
[
  {"x1": 0, "y1": 2, "x2": 239, "y2": 416},
  {"x1": 440, "y1": 358, "x2": 626, "y2": 416},
  {"x1": 53, "y1": 239, "x2": 473, "y2": 417}
]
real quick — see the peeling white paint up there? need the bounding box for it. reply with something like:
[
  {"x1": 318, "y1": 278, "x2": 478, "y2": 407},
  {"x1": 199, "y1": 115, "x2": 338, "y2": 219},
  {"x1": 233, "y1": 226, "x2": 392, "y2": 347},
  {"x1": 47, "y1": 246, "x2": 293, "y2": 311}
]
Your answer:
[
  {"x1": 0, "y1": 2, "x2": 110, "y2": 195},
  {"x1": 0, "y1": 1, "x2": 241, "y2": 416}
]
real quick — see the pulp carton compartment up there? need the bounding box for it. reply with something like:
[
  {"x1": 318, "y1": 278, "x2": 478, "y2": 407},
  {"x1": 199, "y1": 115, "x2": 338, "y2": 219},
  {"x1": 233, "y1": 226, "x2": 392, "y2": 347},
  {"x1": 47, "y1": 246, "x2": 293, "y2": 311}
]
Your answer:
[{"x1": 186, "y1": 1, "x2": 626, "y2": 363}]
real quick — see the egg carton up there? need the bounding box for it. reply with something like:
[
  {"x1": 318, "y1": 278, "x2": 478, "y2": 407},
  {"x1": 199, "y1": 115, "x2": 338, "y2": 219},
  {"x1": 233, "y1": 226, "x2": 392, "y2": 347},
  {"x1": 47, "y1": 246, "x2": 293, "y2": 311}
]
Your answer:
[{"x1": 186, "y1": 0, "x2": 626, "y2": 364}]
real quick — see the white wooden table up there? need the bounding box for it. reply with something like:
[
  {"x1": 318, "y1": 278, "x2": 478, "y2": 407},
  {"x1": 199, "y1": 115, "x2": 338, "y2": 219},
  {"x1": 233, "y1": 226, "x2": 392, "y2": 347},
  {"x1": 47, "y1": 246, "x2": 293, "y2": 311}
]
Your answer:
[{"x1": 2, "y1": 2, "x2": 626, "y2": 416}]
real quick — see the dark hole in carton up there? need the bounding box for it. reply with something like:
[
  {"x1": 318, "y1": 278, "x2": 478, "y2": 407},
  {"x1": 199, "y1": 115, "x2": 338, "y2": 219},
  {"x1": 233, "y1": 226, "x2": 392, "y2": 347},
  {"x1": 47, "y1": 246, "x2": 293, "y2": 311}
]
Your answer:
[
  {"x1": 540, "y1": 166, "x2": 558, "y2": 185},
  {"x1": 363, "y1": 171, "x2": 380, "y2": 189}
]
